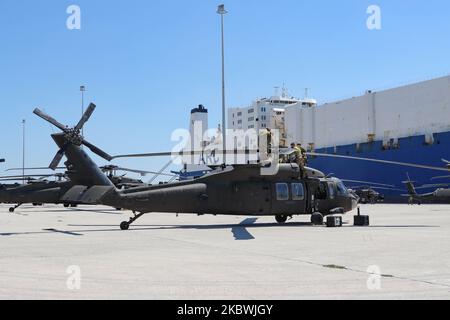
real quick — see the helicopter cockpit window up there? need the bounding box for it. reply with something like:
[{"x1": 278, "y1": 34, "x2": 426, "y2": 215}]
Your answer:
[
  {"x1": 291, "y1": 183, "x2": 305, "y2": 201},
  {"x1": 328, "y1": 182, "x2": 336, "y2": 199},
  {"x1": 336, "y1": 180, "x2": 348, "y2": 196},
  {"x1": 276, "y1": 183, "x2": 289, "y2": 201}
]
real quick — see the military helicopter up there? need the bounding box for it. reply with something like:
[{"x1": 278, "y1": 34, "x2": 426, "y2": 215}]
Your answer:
[
  {"x1": 0, "y1": 104, "x2": 154, "y2": 212},
  {"x1": 0, "y1": 172, "x2": 79, "y2": 212},
  {"x1": 34, "y1": 104, "x2": 360, "y2": 230},
  {"x1": 402, "y1": 173, "x2": 450, "y2": 205},
  {"x1": 349, "y1": 187, "x2": 384, "y2": 204}
]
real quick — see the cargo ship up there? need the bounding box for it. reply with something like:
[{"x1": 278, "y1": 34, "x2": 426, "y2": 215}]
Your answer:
[
  {"x1": 225, "y1": 76, "x2": 450, "y2": 202},
  {"x1": 284, "y1": 76, "x2": 450, "y2": 202}
]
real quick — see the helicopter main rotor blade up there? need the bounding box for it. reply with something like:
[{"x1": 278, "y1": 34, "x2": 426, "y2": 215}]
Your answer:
[
  {"x1": 115, "y1": 167, "x2": 177, "y2": 177},
  {"x1": 414, "y1": 184, "x2": 450, "y2": 190},
  {"x1": 308, "y1": 152, "x2": 450, "y2": 172},
  {"x1": 340, "y1": 179, "x2": 395, "y2": 188},
  {"x1": 82, "y1": 139, "x2": 113, "y2": 161},
  {"x1": 99, "y1": 165, "x2": 176, "y2": 178},
  {"x1": 6, "y1": 167, "x2": 65, "y2": 172},
  {"x1": 74, "y1": 103, "x2": 96, "y2": 132},
  {"x1": 349, "y1": 185, "x2": 405, "y2": 191},
  {"x1": 442, "y1": 159, "x2": 450, "y2": 164},
  {"x1": 33, "y1": 108, "x2": 67, "y2": 132},
  {"x1": 431, "y1": 175, "x2": 450, "y2": 180},
  {"x1": 0, "y1": 174, "x2": 56, "y2": 179},
  {"x1": 111, "y1": 149, "x2": 257, "y2": 160},
  {"x1": 112, "y1": 152, "x2": 174, "y2": 159}
]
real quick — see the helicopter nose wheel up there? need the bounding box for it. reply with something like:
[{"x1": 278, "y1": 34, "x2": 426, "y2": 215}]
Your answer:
[
  {"x1": 275, "y1": 215, "x2": 288, "y2": 224},
  {"x1": 311, "y1": 213, "x2": 324, "y2": 225},
  {"x1": 120, "y1": 221, "x2": 130, "y2": 230}
]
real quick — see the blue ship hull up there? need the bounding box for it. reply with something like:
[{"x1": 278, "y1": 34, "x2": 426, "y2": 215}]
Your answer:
[{"x1": 308, "y1": 131, "x2": 450, "y2": 203}]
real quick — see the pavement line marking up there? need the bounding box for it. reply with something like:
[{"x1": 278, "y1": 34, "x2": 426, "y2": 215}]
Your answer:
[{"x1": 42, "y1": 228, "x2": 83, "y2": 236}]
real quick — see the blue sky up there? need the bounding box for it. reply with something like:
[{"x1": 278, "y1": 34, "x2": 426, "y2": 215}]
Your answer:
[{"x1": 1, "y1": 0, "x2": 450, "y2": 180}]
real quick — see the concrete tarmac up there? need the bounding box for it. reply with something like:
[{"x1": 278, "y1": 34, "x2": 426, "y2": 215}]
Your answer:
[{"x1": 1, "y1": 203, "x2": 450, "y2": 300}]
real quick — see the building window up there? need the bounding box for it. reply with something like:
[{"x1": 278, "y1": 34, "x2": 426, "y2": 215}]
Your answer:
[
  {"x1": 237, "y1": 120, "x2": 242, "y2": 124},
  {"x1": 291, "y1": 183, "x2": 305, "y2": 201},
  {"x1": 261, "y1": 115, "x2": 267, "y2": 121},
  {"x1": 248, "y1": 109, "x2": 254, "y2": 114},
  {"x1": 261, "y1": 107, "x2": 266, "y2": 112},
  {"x1": 237, "y1": 112, "x2": 242, "y2": 117},
  {"x1": 276, "y1": 183, "x2": 289, "y2": 201},
  {"x1": 248, "y1": 117, "x2": 254, "y2": 122},
  {"x1": 248, "y1": 125, "x2": 254, "y2": 129},
  {"x1": 261, "y1": 123, "x2": 266, "y2": 128}
]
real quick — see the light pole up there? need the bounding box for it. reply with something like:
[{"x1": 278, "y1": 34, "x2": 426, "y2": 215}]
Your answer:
[
  {"x1": 22, "y1": 119, "x2": 26, "y2": 184},
  {"x1": 80, "y1": 85, "x2": 86, "y2": 137},
  {"x1": 217, "y1": 4, "x2": 227, "y2": 164}
]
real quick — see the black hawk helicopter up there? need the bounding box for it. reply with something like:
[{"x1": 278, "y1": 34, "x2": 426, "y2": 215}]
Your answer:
[
  {"x1": 34, "y1": 104, "x2": 360, "y2": 230},
  {"x1": 0, "y1": 172, "x2": 80, "y2": 212},
  {"x1": 0, "y1": 104, "x2": 153, "y2": 212},
  {"x1": 402, "y1": 172, "x2": 450, "y2": 205}
]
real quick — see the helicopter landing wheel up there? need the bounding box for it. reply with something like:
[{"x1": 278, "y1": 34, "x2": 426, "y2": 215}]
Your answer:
[
  {"x1": 275, "y1": 215, "x2": 288, "y2": 224},
  {"x1": 311, "y1": 213, "x2": 324, "y2": 225},
  {"x1": 9, "y1": 207, "x2": 15, "y2": 213},
  {"x1": 120, "y1": 212, "x2": 145, "y2": 230}
]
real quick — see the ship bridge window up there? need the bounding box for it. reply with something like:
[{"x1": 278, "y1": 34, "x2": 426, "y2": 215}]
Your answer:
[
  {"x1": 291, "y1": 183, "x2": 305, "y2": 201},
  {"x1": 276, "y1": 183, "x2": 289, "y2": 201}
]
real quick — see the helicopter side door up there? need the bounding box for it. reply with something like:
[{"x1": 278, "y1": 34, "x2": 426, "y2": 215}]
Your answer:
[{"x1": 271, "y1": 182, "x2": 307, "y2": 215}]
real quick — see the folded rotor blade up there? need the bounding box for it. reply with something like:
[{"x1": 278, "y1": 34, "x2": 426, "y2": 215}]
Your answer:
[
  {"x1": 82, "y1": 140, "x2": 113, "y2": 161},
  {"x1": 308, "y1": 152, "x2": 450, "y2": 172},
  {"x1": 49, "y1": 147, "x2": 67, "y2": 170},
  {"x1": 74, "y1": 103, "x2": 96, "y2": 132},
  {"x1": 33, "y1": 108, "x2": 67, "y2": 132}
]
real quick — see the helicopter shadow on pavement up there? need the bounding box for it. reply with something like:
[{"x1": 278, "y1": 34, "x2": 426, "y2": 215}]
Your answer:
[{"x1": 0, "y1": 220, "x2": 438, "y2": 239}]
